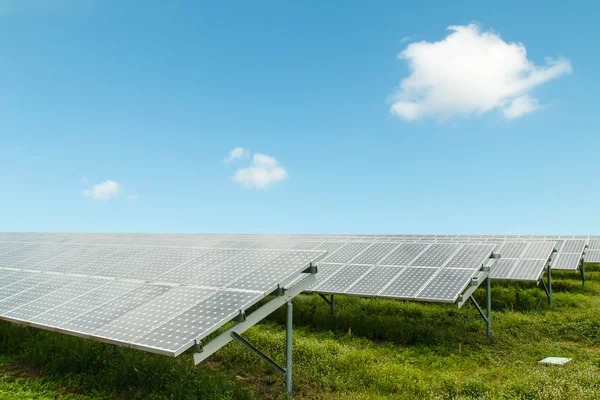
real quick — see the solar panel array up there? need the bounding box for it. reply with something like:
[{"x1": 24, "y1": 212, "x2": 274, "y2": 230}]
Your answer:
[
  {"x1": 0, "y1": 235, "x2": 325, "y2": 356},
  {"x1": 0, "y1": 232, "x2": 594, "y2": 318}
]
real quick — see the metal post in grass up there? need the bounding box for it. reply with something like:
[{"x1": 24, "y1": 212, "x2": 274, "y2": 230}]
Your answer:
[
  {"x1": 330, "y1": 294, "x2": 335, "y2": 316},
  {"x1": 285, "y1": 300, "x2": 293, "y2": 399},
  {"x1": 486, "y1": 276, "x2": 492, "y2": 338},
  {"x1": 548, "y1": 264, "x2": 553, "y2": 308},
  {"x1": 317, "y1": 293, "x2": 335, "y2": 316},
  {"x1": 580, "y1": 254, "x2": 586, "y2": 287}
]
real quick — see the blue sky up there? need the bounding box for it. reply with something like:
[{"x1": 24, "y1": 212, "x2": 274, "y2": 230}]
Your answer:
[{"x1": 1, "y1": 0, "x2": 599, "y2": 234}]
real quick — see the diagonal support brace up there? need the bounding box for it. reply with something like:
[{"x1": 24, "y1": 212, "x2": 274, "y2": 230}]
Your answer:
[
  {"x1": 540, "y1": 264, "x2": 552, "y2": 307},
  {"x1": 318, "y1": 293, "x2": 335, "y2": 316},
  {"x1": 230, "y1": 332, "x2": 286, "y2": 376},
  {"x1": 457, "y1": 263, "x2": 492, "y2": 337},
  {"x1": 193, "y1": 272, "x2": 315, "y2": 365},
  {"x1": 469, "y1": 278, "x2": 492, "y2": 338}
]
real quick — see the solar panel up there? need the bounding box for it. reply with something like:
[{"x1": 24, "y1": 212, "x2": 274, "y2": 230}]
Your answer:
[
  {"x1": 489, "y1": 241, "x2": 555, "y2": 281},
  {"x1": 585, "y1": 250, "x2": 600, "y2": 263},
  {"x1": 0, "y1": 234, "x2": 325, "y2": 357},
  {"x1": 311, "y1": 242, "x2": 495, "y2": 303},
  {"x1": 551, "y1": 240, "x2": 585, "y2": 270}
]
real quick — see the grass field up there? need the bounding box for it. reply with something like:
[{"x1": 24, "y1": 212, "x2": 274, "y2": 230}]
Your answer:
[{"x1": 0, "y1": 265, "x2": 599, "y2": 399}]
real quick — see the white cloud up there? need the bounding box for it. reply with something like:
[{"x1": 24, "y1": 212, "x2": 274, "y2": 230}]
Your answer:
[
  {"x1": 390, "y1": 23, "x2": 572, "y2": 121},
  {"x1": 126, "y1": 194, "x2": 138, "y2": 200},
  {"x1": 232, "y1": 153, "x2": 288, "y2": 189},
  {"x1": 81, "y1": 180, "x2": 122, "y2": 200},
  {"x1": 503, "y1": 95, "x2": 540, "y2": 119},
  {"x1": 224, "y1": 147, "x2": 249, "y2": 163}
]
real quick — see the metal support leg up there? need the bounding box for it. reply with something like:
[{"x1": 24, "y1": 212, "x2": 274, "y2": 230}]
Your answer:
[
  {"x1": 486, "y1": 277, "x2": 492, "y2": 338},
  {"x1": 580, "y1": 255, "x2": 586, "y2": 287},
  {"x1": 285, "y1": 301, "x2": 293, "y2": 399},
  {"x1": 318, "y1": 293, "x2": 335, "y2": 316},
  {"x1": 469, "y1": 294, "x2": 491, "y2": 338},
  {"x1": 539, "y1": 264, "x2": 553, "y2": 307},
  {"x1": 330, "y1": 294, "x2": 335, "y2": 316},
  {"x1": 548, "y1": 264, "x2": 552, "y2": 307}
]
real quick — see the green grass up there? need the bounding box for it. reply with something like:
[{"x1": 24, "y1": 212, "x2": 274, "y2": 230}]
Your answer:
[{"x1": 0, "y1": 266, "x2": 599, "y2": 399}]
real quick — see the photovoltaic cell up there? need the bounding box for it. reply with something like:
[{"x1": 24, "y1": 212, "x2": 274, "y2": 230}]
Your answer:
[
  {"x1": 380, "y1": 267, "x2": 438, "y2": 299},
  {"x1": 489, "y1": 259, "x2": 518, "y2": 279},
  {"x1": 322, "y1": 242, "x2": 371, "y2": 264},
  {"x1": 379, "y1": 243, "x2": 430, "y2": 266},
  {"x1": 443, "y1": 244, "x2": 495, "y2": 270},
  {"x1": 346, "y1": 266, "x2": 404, "y2": 296},
  {"x1": 310, "y1": 263, "x2": 345, "y2": 289},
  {"x1": 415, "y1": 268, "x2": 476, "y2": 302},
  {"x1": 410, "y1": 243, "x2": 460, "y2": 267},
  {"x1": 30, "y1": 280, "x2": 144, "y2": 329},
  {"x1": 157, "y1": 249, "x2": 239, "y2": 284},
  {"x1": 92, "y1": 286, "x2": 216, "y2": 345},
  {"x1": 230, "y1": 250, "x2": 324, "y2": 292},
  {"x1": 189, "y1": 250, "x2": 281, "y2": 288},
  {"x1": 351, "y1": 243, "x2": 399, "y2": 265},
  {"x1": 561, "y1": 240, "x2": 585, "y2": 254},
  {"x1": 496, "y1": 242, "x2": 527, "y2": 259},
  {"x1": 59, "y1": 284, "x2": 173, "y2": 335},
  {"x1": 4, "y1": 277, "x2": 107, "y2": 322},
  {"x1": 314, "y1": 264, "x2": 371, "y2": 293}
]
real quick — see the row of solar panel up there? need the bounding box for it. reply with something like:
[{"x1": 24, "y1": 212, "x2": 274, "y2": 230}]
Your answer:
[
  {"x1": 0, "y1": 232, "x2": 593, "y2": 361},
  {"x1": 0, "y1": 236, "x2": 586, "y2": 261},
  {"x1": 0, "y1": 243, "x2": 324, "y2": 292},
  {"x1": 0, "y1": 233, "x2": 598, "y2": 250},
  {"x1": 1, "y1": 233, "x2": 598, "y2": 240}
]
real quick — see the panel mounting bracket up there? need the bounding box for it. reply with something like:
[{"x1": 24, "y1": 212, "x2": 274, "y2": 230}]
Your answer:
[
  {"x1": 539, "y1": 250, "x2": 556, "y2": 307},
  {"x1": 580, "y1": 247, "x2": 587, "y2": 287},
  {"x1": 457, "y1": 262, "x2": 492, "y2": 337},
  {"x1": 193, "y1": 267, "x2": 317, "y2": 399}
]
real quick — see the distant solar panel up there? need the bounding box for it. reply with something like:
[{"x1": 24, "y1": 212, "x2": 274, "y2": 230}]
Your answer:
[
  {"x1": 485, "y1": 241, "x2": 555, "y2": 281},
  {"x1": 584, "y1": 239, "x2": 600, "y2": 263},
  {"x1": 310, "y1": 242, "x2": 496, "y2": 303},
  {"x1": 551, "y1": 240, "x2": 585, "y2": 270}
]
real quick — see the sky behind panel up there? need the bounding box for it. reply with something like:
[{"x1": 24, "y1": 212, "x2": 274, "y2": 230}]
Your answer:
[{"x1": 1, "y1": 0, "x2": 598, "y2": 234}]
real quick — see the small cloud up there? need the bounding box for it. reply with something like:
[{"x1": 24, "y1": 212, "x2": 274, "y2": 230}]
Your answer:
[
  {"x1": 400, "y1": 36, "x2": 412, "y2": 43},
  {"x1": 232, "y1": 153, "x2": 288, "y2": 189},
  {"x1": 503, "y1": 95, "x2": 540, "y2": 119},
  {"x1": 81, "y1": 180, "x2": 122, "y2": 200},
  {"x1": 81, "y1": 176, "x2": 88, "y2": 183},
  {"x1": 390, "y1": 23, "x2": 572, "y2": 121},
  {"x1": 224, "y1": 147, "x2": 249, "y2": 163},
  {"x1": 126, "y1": 194, "x2": 138, "y2": 200}
]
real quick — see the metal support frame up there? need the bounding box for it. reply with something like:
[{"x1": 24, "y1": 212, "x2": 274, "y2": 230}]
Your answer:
[
  {"x1": 193, "y1": 266, "x2": 317, "y2": 399},
  {"x1": 466, "y1": 277, "x2": 492, "y2": 337},
  {"x1": 457, "y1": 264, "x2": 492, "y2": 337},
  {"x1": 318, "y1": 293, "x2": 335, "y2": 315},
  {"x1": 580, "y1": 253, "x2": 586, "y2": 287},
  {"x1": 540, "y1": 264, "x2": 552, "y2": 307}
]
